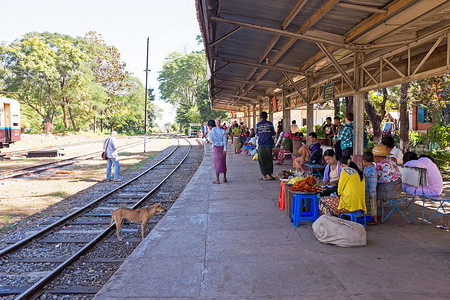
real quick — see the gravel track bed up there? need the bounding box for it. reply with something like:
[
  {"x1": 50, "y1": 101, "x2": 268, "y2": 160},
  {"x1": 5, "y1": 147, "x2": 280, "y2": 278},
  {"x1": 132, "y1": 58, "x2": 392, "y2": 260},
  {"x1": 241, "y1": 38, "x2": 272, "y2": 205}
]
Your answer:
[{"x1": 0, "y1": 138, "x2": 204, "y2": 299}]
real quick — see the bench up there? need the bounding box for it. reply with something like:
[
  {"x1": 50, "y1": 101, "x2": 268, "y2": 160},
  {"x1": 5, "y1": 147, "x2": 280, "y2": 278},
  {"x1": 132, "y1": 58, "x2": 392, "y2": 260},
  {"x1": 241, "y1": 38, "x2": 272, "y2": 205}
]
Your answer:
[{"x1": 304, "y1": 163, "x2": 324, "y2": 178}]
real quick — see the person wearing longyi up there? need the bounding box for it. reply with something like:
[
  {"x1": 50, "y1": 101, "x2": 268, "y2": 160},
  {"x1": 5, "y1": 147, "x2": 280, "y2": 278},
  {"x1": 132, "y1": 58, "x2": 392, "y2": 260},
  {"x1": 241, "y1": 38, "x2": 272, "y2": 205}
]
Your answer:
[
  {"x1": 256, "y1": 111, "x2": 276, "y2": 181},
  {"x1": 207, "y1": 119, "x2": 228, "y2": 184}
]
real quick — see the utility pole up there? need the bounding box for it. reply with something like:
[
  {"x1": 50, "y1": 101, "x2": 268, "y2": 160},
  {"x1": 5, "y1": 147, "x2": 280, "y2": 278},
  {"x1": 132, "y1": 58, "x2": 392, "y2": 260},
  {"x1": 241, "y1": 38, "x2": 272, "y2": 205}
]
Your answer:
[{"x1": 144, "y1": 37, "x2": 149, "y2": 152}]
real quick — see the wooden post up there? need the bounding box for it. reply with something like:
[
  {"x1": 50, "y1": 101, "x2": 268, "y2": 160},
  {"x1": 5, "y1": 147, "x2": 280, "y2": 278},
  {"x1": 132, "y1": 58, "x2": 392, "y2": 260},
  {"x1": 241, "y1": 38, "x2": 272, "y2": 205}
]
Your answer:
[
  {"x1": 306, "y1": 73, "x2": 314, "y2": 145},
  {"x1": 268, "y1": 96, "x2": 273, "y2": 122},
  {"x1": 354, "y1": 51, "x2": 365, "y2": 156},
  {"x1": 282, "y1": 90, "x2": 290, "y2": 135}
]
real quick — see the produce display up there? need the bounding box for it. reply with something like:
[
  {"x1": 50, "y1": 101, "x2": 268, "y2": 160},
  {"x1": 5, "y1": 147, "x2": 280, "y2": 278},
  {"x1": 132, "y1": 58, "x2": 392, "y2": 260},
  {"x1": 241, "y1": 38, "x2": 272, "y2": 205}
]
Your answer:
[
  {"x1": 289, "y1": 176, "x2": 321, "y2": 193},
  {"x1": 276, "y1": 170, "x2": 293, "y2": 179},
  {"x1": 287, "y1": 176, "x2": 304, "y2": 185}
]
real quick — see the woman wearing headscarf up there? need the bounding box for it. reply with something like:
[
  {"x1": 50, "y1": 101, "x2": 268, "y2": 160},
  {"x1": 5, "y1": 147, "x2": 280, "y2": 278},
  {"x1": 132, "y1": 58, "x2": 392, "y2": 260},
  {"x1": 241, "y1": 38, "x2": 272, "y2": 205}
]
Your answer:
[
  {"x1": 402, "y1": 152, "x2": 443, "y2": 197},
  {"x1": 319, "y1": 156, "x2": 366, "y2": 216},
  {"x1": 207, "y1": 119, "x2": 228, "y2": 184}
]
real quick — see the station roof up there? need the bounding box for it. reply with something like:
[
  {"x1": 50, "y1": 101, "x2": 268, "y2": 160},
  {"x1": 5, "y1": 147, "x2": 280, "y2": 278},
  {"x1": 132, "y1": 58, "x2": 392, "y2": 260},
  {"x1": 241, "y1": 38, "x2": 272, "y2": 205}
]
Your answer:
[{"x1": 196, "y1": 0, "x2": 450, "y2": 112}]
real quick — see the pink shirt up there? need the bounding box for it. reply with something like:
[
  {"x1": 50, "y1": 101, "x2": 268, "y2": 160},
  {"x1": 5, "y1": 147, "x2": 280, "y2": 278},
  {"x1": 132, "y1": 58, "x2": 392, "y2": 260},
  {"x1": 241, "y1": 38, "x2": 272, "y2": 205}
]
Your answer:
[{"x1": 403, "y1": 157, "x2": 443, "y2": 196}]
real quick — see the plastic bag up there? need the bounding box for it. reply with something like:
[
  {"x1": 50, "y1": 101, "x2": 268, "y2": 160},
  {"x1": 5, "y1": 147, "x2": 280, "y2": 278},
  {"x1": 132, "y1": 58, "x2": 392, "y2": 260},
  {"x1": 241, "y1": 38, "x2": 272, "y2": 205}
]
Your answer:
[{"x1": 252, "y1": 153, "x2": 258, "y2": 160}]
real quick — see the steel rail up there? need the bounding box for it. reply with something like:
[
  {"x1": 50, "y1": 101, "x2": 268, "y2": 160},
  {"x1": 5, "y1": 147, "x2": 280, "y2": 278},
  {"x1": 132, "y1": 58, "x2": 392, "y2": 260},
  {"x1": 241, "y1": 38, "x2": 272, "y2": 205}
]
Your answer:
[
  {"x1": 0, "y1": 139, "x2": 146, "y2": 180},
  {"x1": 0, "y1": 138, "x2": 180, "y2": 257},
  {"x1": 15, "y1": 138, "x2": 192, "y2": 300}
]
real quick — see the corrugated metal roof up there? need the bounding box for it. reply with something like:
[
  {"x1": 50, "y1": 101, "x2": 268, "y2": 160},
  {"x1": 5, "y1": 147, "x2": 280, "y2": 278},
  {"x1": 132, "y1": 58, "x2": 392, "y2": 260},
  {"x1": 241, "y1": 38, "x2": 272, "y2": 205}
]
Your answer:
[{"x1": 197, "y1": 0, "x2": 450, "y2": 111}]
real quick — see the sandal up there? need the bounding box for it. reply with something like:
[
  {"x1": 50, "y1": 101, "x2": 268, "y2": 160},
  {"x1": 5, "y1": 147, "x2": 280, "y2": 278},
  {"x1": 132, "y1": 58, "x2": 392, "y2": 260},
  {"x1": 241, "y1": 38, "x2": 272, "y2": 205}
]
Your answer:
[
  {"x1": 367, "y1": 222, "x2": 379, "y2": 226},
  {"x1": 268, "y1": 176, "x2": 276, "y2": 181},
  {"x1": 259, "y1": 177, "x2": 268, "y2": 181},
  {"x1": 212, "y1": 181, "x2": 220, "y2": 184}
]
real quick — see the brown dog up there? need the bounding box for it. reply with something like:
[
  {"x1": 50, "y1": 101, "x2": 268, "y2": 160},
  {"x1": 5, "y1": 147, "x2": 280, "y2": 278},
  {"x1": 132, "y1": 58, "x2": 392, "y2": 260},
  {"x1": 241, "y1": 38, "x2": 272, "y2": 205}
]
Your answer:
[{"x1": 108, "y1": 203, "x2": 165, "y2": 241}]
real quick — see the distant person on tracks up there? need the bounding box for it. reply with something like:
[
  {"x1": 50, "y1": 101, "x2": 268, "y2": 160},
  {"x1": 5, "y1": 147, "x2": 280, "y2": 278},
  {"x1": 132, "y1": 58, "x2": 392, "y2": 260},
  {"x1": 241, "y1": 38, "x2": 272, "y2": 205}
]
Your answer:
[
  {"x1": 103, "y1": 131, "x2": 120, "y2": 182},
  {"x1": 207, "y1": 119, "x2": 228, "y2": 184}
]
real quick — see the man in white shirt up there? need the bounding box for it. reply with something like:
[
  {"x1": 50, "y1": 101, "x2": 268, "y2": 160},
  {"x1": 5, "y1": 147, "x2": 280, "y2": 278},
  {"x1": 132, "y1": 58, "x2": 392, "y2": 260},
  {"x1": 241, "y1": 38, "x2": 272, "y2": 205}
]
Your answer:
[{"x1": 382, "y1": 135, "x2": 403, "y2": 165}]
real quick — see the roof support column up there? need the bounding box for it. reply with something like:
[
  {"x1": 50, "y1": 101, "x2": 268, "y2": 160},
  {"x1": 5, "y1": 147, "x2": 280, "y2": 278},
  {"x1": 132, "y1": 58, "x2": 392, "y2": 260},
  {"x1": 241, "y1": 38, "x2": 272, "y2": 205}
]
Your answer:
[
  {"x1": 306, "y1": 72, "x2": 314, "y2": 145},
  {"x1": 247, "y1": 106, "x2": 251, "y2": 128},
  {"x1": 282, "y1": 90, "x2": 290, "y2": 136},
  {"x1": 268, "y1": 97, "x2": 273, "y2": 123},
  {"x1": 354, "y1": 51, "x2": 365, "y2": 157},
  {"x1": 252, "y1": 104, "x2": 256, "y2": 129}
]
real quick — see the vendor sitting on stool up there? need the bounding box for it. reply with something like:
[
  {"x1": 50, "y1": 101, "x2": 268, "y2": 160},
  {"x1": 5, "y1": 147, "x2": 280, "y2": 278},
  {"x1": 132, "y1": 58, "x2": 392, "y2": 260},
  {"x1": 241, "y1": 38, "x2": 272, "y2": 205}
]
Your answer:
[
  {"x1": 319, "y1": 156, "x2": 366, "y2": 217},
  {"x1": 320, "y1": 149, "x2": 341, "y2": 197},
  {"x1": 293, "y1": 132, "x2": 322, "y2": 173},
  {"x1": 373, "y1": 144, "x2": 402, "y2": 201},
  {"x1": 276, "y1": 132, "x2": 293, "y2": 165}
]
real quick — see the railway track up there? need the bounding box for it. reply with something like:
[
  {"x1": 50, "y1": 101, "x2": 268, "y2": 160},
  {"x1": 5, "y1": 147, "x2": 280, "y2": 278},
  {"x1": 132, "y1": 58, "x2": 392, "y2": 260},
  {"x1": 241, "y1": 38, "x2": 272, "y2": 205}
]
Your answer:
[
  {"x1": 0, "y1": 139, "x2": 148, "y2": 180},
  {"x1": 0, "y1": 136, "x2": 139, "y2": 158},
  {"x1": 0, "y1": 137, "x2": 196, "y2": 299}
]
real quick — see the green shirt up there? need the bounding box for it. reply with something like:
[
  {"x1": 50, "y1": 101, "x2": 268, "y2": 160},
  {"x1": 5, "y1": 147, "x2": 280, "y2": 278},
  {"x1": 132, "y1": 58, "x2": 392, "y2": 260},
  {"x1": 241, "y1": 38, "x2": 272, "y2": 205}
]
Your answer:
[{"x1": 281, "y1": 137, "x2": 293, "y2": 153}]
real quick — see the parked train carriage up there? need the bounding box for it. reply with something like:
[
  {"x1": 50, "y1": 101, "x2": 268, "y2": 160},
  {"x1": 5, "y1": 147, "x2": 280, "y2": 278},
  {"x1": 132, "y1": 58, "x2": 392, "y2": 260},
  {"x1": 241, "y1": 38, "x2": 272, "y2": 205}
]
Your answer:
[{"x1": 0, "y1": 97, "x2": 21, "y2": 148}]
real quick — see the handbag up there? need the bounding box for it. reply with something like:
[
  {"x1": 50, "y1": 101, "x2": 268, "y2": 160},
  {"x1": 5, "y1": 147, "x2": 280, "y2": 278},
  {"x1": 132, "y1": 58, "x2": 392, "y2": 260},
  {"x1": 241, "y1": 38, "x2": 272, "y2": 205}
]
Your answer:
[{"x1": 102, "y1": 137, "x2": 110, "y2": 160}]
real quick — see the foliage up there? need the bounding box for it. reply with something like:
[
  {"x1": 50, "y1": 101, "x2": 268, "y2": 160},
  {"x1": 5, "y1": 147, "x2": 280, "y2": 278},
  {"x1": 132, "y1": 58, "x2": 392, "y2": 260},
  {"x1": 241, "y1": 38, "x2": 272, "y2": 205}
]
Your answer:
[
  {"x1": 158, "y1": 50, "x2": 227, "y2": 131},
  {"x1": 425, "y1": 149, "x2": 450, "y2": 170},
  {"x1": 314, "y1": 125, "x2": 326, "y2": 139},
  {"x1": 158, "y1": 51, "x2": 206, "y2": 106},
  {"x1": 410, "y1": 75, "x2": 450, "y2": 124},
  {"x1": 0, "y1": 31, "x2": 154, "y2": 134},
  {"x1": 425, "y1": 123, "x2": 450, "y2": 148}
]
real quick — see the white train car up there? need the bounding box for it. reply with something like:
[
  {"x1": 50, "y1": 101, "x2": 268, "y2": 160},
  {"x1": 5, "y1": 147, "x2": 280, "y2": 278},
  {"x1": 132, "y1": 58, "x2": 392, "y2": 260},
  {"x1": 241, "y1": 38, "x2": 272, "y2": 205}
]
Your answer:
[{"x1": 0, "y1": 97, "x2": 21, "y2": 148}]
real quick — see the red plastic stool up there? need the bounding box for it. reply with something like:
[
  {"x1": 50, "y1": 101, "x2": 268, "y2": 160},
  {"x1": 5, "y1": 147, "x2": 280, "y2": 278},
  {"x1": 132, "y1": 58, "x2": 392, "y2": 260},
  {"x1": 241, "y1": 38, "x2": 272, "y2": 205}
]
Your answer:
[{"x1": 278, "y1": 180, "x2": 286, "y2": 210}]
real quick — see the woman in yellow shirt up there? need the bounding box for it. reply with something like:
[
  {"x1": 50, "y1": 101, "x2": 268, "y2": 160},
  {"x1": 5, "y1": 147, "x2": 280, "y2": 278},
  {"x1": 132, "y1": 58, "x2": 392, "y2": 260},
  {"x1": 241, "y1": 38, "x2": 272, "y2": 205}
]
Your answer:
[{"x1": 319, "y1": 157, "x2": 366, "y2": 216}]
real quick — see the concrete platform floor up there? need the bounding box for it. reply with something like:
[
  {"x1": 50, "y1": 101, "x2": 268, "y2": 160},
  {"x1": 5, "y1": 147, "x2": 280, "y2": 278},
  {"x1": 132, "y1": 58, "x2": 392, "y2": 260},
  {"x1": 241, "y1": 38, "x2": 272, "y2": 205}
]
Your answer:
[{"x1": 95, "y1": 141, "x2": 450, "y2": 300}]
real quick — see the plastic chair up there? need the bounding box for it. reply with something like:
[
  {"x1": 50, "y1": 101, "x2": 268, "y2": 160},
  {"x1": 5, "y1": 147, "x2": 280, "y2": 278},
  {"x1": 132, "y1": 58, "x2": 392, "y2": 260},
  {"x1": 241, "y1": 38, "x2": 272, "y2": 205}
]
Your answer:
[
  {"x1": 339, "y1": 211, "x2": 367, "y2": 229},
  {"x1": 290, "y1": 192, "x2": 319, "y2": 227},
  {"x1": 278, "y1": 180, "x2": 286, "y2": 210}
]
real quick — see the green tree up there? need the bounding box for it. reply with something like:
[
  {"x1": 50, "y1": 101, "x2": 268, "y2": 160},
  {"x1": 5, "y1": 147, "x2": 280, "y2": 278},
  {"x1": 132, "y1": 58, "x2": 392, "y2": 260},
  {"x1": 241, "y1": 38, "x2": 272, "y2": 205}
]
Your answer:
[
  {"x1": 158, "y1": 51, "x2": 206, "y2": 106},
  {"x1": 83, "y1": 31, "x2": 131, "y2": 132},
  {"x1": 0, "y1": 32, "x2": 92, "y2": 132},
  {"x1": 410, "y1": 75, "x2": 450, "y2": 124}
]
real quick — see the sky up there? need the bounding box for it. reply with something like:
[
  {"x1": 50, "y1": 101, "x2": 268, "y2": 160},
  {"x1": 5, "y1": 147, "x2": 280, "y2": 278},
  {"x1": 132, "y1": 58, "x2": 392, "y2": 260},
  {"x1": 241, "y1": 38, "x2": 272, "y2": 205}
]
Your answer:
[{"x1": 0, "y1": 0, "x2": 203, "y2": 127}]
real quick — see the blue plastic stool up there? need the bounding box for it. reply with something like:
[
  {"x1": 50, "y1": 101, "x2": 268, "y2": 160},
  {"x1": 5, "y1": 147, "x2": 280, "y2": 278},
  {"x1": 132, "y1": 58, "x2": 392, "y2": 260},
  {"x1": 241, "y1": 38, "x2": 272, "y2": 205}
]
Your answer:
[
  {"x1": 339, "y1": 211, "x2": 367, "y2": 229},
  {"x1": 290, "y1": 192, "x2": 319, "y2": 227}
]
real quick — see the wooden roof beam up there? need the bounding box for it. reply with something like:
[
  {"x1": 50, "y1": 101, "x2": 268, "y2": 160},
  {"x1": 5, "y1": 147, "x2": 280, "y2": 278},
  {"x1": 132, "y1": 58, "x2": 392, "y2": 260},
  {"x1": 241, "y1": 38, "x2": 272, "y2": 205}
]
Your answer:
[
  {"x1": 210, "y1": 26, "x2": 242, "y2": 47},
  {"x1": 316, "y1": 42, "x2": 356, "y2": 90},
  {"x1": 215, "y1": 57, "x2": 305, "y2": 76},
  {"x1": 282, "y1": 72, "x2": 307, "y2": 103},
  {"x1": 337, "y1": 2, "x2": 387, "y2": 14},
  {"x1": 210, "y1": 15, "x2": 348, "y2": 49},
  {"x1": 212, "y1": 76, "x2": 284, "y2": 89}
]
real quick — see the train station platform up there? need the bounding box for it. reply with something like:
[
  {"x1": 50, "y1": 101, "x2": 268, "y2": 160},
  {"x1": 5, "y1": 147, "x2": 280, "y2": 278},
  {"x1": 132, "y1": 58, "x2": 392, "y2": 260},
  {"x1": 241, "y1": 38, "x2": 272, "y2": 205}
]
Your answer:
[{"x1": 95, "y1": 140, "x2": 450, "y2": 299}]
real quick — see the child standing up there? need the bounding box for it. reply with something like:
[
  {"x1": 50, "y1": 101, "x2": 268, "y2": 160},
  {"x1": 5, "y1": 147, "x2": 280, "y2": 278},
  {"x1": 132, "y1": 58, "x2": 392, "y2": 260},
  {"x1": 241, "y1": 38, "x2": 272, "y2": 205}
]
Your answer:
[{"x1": 362, "y1": 151, "x2": 378, "y2": 225}]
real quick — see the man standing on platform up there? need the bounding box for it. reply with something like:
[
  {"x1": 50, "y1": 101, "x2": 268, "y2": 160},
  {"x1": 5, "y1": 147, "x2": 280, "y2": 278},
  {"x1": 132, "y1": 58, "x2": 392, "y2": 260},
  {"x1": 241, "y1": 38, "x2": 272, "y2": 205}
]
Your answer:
[
  {"x1": 338, "y1": 112, "x2": 354, "y2": 157},
  {"x1": 256, "y1": 111, "x2": 276, "y2": 181},
  {"x1": 207, "y1": 119, "x2": 228, "y2": 184}
]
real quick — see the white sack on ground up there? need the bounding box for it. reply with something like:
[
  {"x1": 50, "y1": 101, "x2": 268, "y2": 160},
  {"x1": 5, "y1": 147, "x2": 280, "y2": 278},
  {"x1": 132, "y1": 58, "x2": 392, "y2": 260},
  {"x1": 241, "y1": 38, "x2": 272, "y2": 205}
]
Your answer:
[{"x1": 312, "y1": 215, "x2": 366, "y2": 247}]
